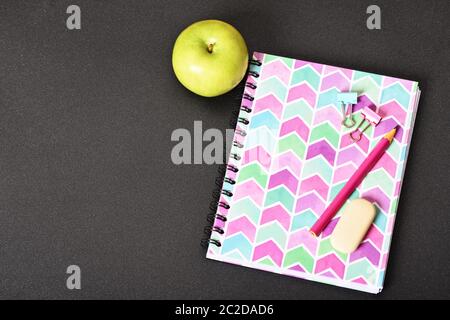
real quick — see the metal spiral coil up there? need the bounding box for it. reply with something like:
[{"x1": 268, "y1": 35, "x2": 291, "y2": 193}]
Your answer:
[{"x1": 201, "y1": 58, "x2": 261, "y2": 249}]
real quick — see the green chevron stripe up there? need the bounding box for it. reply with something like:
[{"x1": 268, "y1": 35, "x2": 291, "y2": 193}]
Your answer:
[
  {"x1": 283, "y1": 100, "x2": 314, "y2": 124},
  {"x1": 224, "y1": 250, "x2": 247, "y2": 262},
  {"x1": 301, "y1": 157, "x2": 333, "y2": 182},
  {"x1": 385, "y1": 139, "x2": 401, "y2": 161},
  {"x1": 258, "y1": 257, "x2": 276, "y2": 267},
  {"x1": 256, "y1": 222, "x2": 287, "y2": 248},
  {"x1": 264, "y1": 54, "x2": 294, "y2": 68},
  {"x1": 330, "y1": 182, "x2": 360, "y2": 202},
  {"x1": 277, "y1": 134, "x2": 306, "y2": 159},
  {"x1": 353, "y1": 71, "x2": 382, "y2": 85},
  {"x1": 283, "y1": 247, "x2": 314, "y2": 273},
  {"x1": 255, "y1": 77, "x2": 287, "y2": 101},
  {"x1": 381, "y1": 83, "x2": 410, "y2": 108},
  {"x1": 374, "y1": 211, "x2": 387, "y2": 231},
  {"x1": 370, "y1": 137, "x2": 401, "y2": 161},
  {"x1": 390, "y1": 199, "x2": 399, "y2": 215},
  {"x1": 345, "y1": 259, "x2": 377, "y2": 285},
  {"x1": 291, "y1": 210, "x2": 316, "y2": 231},
  {"x1": 309, "y1": 122, "x2": 340, "y2": 148},
  {"x1": 351, "y1": 78, "x2": 381, "y2": 104},
  {"x1": 227, "y1": 198, "x2": 261, "y2": 224},
  {"x1": 318, "y1": 238, "x2": 347, "y2": 261},
  {"x1": 290, "y1": 66, "x2": 321, "y2": 90},
  {"x1": 264, "y1": 187, "x2": 295, "y2": 211},
  {"x1": 317, "y1": 88, "x2": 339, "y2": 108},
  {"x1": 237, "y1": 163, "x2": 268, "y2": 188},
  {"x1": 362, "y1": 170, "x2": 394, "y2": 195}
]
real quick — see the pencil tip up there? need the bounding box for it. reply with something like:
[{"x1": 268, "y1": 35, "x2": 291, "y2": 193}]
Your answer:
[{"x1": 384, "y1": 127, "x2": 397, "y2": 143}]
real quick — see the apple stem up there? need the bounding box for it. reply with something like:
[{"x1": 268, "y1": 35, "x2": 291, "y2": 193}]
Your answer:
[{"x1": 207, "y1": 42, "x2": 215, "y2": 53}]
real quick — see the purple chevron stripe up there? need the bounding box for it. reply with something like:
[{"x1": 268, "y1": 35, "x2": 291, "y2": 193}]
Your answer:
[
  {"x1": 289, "y1": 265, "x2": 306, "y2": 273},
  {"x1": 272, "y1": 151, "x2": 302, "y2": 177},
  {"x1": 314, "y1": 254, "x2": 345, "y2": 279},
  {"x1": 253, "y1": 240, "x2": 284, "y2": 267},
  {"x1": 298, "y1": 175, "x2": 329, "y2": 200},
  {"x1": 226, "y1": 216, "x2": 257, "y2": 242},
  {"x1": 280, "y1": 117, "x2": 309, "y2": 142},
  {"x1": 313, "y1": 107, "x2": 342, "y2": 131},
  {"x1": 242, "y1": 146, "x2": 272, "y2": 170},
  {"x1": 353, "y1": 95, "x2": 375, "y2": 113},
  {"x1": 339, "y1": 132, "x2": 370, "y2": 153},
  {"x1": 287, "y1": 83, "x2": 317, "y2": 107},
  {"x1": 261, "y1": 205, "x2": 291, "y2": 231},
  {"x1": 365, "y1": 225, "x2": 384, "y2": 250},
  {"x1": 374, "y1": 118, "x2": 403, "y2": 142},
  {"x1": 350, "y1": 241, "x2": 381, "y2": 266},
  {"x1": 306, "y1": 140, "x2": 336, "y2": 165},
  {"x1": 260, "y1": 60, "x2": 291, "y2": 85},
  {"x1": 294, "y1": 60, "x2": 323, "y2": 73},
  {"x1": 379, "y1": 101, "x2": 407, "y2": 124},
  {"x1": 322, "y1": 218, "x2": 339, "y2": 238},
  {"x1": 253, "y1": 94, "x2": 283, "y2": 119},
  {"x1": 336, "y1": 147, "x2": 365, "y2": 167},
  {"x1": 295, "y1": 193, "x2": 326, "y2": 215},
  {"x1": 287, "y1": 229, "x2": 318, "y2": 253},
  {"x1": 362, "y1": 187, "x2": 390, "y2": 213},
  {"x1": 320, "y1": 72, "x2": 351, "y2": 91},
  {"x1": 268, "y1": 169, "x2": 298, "y2": 194},
  {"x1": 233, "y1": 180, "x2": 265, "y2": 206},
  {"x1": 323, "y1": 65, "x2": 353, "y2": 80}
]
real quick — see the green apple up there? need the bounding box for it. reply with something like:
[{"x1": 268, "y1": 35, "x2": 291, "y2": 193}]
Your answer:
[{"x1": 172, "y1": 20, "x2": 249, "y2": 97}]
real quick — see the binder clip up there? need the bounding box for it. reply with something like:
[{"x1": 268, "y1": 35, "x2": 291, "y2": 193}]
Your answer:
[
  {"x1": 349, "y1": 107, "x2": 382, "y2": 142},
  {"x1": 336, "y1": 92, "x2": 358, "y2": 128}
]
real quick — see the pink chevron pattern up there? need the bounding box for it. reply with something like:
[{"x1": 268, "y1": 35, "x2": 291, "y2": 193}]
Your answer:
[
  {"x1": 242, "y1": 146, "x2": 272, "y2": 170},
  {"x1": 280, "y1": 117, "x2": 309, "y2": 141},
  {"x1": 321, "y1": 72, "x2": 351, "y2": 91},
  {"x1": 253, "y1": 94, "x2": 284, "y2": 119},
  {"x1": 306, "y1": 140, "x2": 336, "y2": 165},
  {"x1": 226, "y1": 216, "x2": 257, "y2": 241},
  {"x1": 313, "y1": 107, "x2": 342, "y2": 131},
  {"x1": 315, "y1": 254, "x2": 345, "y2": 279},
  {"x1": 261, "y1": 205, "x2": 291, "y2": 231},
  {"x1": 298, "y1": 175, "x2": 329, "y2": 200},
  {"x1": 260, "y1": 60, "x2": 291, "y2": 85},
  {"x1": 207, "y1": 52, "x2": 421, "y2": 294},
  {"x1": 268, "y1": 169, "x2": 298, "y2": 193},
  {"x1": 233, "y1": 180, "x2": 265, "y2": 206},
  {"x1": 253, "y1": 240, "x2": 284, "y2": 267},
  {"x1": 272, "y1": 151, "x2": 302, "y2": 177},
  {"x1": 287, "y1": 83, "x2": 316, "y2": 106}
]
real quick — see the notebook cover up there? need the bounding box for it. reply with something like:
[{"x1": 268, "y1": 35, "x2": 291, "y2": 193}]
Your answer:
[{"x1": 206, "y1": 52, "x2": 421, "y2": 293}]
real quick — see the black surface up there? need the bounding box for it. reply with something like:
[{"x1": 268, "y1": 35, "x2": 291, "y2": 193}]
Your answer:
[{"x1": 0, "y1": 0, "x2": 449, "y2": 299}]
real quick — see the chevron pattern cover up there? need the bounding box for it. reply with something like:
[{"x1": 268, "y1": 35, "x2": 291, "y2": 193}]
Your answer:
[{"x1": 206, "y1": 52, "x2": 421, "y2": 293}]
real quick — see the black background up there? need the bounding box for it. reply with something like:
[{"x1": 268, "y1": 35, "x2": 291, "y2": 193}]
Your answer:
[{"x1": 0, "y1": 0, "x2": 449, "y2": 299}]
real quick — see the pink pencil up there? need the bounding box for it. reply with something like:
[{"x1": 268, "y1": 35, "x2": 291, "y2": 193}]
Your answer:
[{"x1": 310, "y1": 127, "x2": 397, "y2": 237}]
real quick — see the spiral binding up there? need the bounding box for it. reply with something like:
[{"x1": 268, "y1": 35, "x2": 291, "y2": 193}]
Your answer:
[{"x1": 201, "y1": 58, "x2": 261, "y2": 249}]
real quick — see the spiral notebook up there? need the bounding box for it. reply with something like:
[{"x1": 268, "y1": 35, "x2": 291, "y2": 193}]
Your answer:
[{"x1": 205, "y1": 52, "x2": 421, "y2": 293}]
